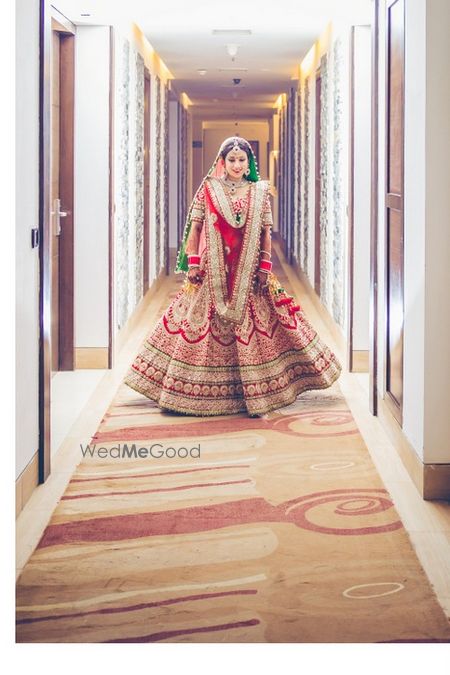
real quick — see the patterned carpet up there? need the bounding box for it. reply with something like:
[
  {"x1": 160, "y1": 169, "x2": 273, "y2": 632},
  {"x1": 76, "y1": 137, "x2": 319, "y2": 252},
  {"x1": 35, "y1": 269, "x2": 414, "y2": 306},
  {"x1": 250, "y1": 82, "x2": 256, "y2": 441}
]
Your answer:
[{"x1": 16, "y1": 257, "x2": 450, "y2": 643}]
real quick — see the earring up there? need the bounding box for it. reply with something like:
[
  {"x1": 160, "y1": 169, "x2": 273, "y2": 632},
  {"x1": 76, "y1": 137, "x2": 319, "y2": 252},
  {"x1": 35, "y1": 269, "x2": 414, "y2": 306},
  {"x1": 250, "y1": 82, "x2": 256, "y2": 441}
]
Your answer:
[
  {"x1": 222, "y1": 171, "x2": 227, "y2": 179},
  {"x1": 245, "y1": 168, "x2": 250, "y2": 176}
]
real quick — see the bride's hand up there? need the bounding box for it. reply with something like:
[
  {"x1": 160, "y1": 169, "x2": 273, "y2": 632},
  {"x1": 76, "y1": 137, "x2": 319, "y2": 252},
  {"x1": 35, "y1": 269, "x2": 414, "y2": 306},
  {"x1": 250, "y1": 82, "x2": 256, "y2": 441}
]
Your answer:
[
  {"x1": 256, "y1": 270, "x2": 269, "y2": 285},
  {"x1": 187, "y1": 266, "x2": 203, "y2": 285},
  {"x1": 253, "y1": 270, "x2": 269, "y2": 291}
]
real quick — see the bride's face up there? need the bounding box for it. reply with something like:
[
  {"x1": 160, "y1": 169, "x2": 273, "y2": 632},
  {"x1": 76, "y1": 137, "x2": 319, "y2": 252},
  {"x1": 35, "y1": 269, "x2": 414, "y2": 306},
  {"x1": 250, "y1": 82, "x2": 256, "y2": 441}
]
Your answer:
[{"x1": 225, "y1": 149, "x2": 249, "y2": 179}]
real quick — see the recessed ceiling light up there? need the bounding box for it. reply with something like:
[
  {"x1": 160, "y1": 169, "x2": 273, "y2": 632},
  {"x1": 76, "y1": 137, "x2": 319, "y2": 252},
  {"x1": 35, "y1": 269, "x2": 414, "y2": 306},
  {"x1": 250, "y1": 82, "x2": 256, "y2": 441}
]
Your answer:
[
  {"x1": 197, "y1": 69, "x2": 207, "y2": 76},
  {"x1": 226, "y1": 43, "x2": 239, "y2": 57}
]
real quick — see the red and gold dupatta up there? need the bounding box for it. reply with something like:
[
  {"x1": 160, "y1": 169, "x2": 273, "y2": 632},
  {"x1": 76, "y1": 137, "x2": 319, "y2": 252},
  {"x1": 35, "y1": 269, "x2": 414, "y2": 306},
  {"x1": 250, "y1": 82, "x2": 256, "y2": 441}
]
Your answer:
[{"x1": 203, "y1": 176, "x2": 270, "y2": 324}]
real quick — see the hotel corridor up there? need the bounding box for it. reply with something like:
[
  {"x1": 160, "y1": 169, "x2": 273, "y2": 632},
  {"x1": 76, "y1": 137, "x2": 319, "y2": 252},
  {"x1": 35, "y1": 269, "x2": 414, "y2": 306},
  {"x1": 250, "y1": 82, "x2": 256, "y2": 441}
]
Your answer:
[{"x1": 15, "y1": 0, "x2": 450, "y2": 654}]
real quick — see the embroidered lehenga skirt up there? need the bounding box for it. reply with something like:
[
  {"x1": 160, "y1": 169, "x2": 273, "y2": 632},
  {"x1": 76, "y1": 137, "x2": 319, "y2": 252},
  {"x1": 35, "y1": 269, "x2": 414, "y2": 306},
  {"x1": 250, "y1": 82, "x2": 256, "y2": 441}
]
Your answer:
[
  {"x1": 124, "y1": 271, "x2": 342, "y2": 417},
  {"x1": 125, "y1": 177, "x2": 341, "y2": 416}
]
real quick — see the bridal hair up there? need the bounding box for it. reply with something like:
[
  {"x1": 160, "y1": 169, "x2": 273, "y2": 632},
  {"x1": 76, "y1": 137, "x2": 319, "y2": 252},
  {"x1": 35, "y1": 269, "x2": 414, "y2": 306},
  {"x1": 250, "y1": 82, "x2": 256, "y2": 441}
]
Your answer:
[
  {"x1": 219, "y1": 136, "x2": 260, "y2": 182},
  {"x1": 220, "y1": 137, "x2": 252, "y2": 162}
]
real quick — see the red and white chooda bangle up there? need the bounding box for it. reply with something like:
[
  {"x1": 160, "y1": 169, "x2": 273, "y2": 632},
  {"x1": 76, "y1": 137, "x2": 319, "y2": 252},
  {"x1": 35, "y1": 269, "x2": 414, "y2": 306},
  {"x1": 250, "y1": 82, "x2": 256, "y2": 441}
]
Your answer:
[
  {"x1": 187, "y1": 254, "x2": 201, "y2": 268},
  {"x1": 258, "y1": 259, "x2": 272, "y2": 274}
]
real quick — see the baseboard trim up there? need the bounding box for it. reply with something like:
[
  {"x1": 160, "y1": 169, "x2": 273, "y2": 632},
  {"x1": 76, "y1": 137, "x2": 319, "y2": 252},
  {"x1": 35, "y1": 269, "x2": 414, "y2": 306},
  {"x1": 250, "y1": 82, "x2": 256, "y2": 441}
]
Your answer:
[
  {"x1": 423, "y1": 463, "x2": 450, "y2": 501},
  {"x1": 75, "y1": 348, "x2": 109, "y2": 369},
  {"x1": 377, "y1": 394, "x2": 450, "y2": 501},
  {"x1": 16, "y1": 451, "x2": 39, "y2": 517},
  {"x1": 351, "y1": 350, "x2": 369, "y2": 372}
]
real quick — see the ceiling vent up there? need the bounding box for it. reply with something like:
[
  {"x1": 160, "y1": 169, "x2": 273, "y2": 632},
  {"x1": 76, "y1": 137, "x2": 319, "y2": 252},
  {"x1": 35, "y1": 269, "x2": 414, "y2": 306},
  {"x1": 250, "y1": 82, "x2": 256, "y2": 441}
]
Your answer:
[
  {"x1": 218, "y1": 68, "x2": 248, "y2": 72},
  {"x1": 212, "y1": 29, "x2": 252, "y2": 36}
]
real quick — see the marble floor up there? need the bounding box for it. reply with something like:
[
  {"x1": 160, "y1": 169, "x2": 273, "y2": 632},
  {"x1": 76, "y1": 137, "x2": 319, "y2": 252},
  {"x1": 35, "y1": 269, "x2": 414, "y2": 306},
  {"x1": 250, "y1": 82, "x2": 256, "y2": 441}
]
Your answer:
[{"x1": 51, "y1": 370, "x2": 107, "y2": 456}]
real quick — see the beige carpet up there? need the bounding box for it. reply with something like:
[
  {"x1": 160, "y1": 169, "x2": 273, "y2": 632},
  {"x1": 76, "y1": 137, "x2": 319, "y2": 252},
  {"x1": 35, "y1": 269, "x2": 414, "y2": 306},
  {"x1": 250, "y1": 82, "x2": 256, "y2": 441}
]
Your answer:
[{"x1": 16, "y1": 378, "x2": 450, "y2": 642}]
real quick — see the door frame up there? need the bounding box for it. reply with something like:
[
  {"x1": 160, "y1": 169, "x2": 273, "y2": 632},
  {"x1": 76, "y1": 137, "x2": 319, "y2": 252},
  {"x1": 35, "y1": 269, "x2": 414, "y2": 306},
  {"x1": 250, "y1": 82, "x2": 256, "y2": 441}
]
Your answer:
[
  {"x1": 38, "y1": 1, "x2": 75, "y2": 481},
  {"x1": 108, "y1": 26, "x2": 115, "y2": 368},
  {"x1": 370, "y1": 0, "x2": 380, "y2": 416},
  {"x1": 51, "y1": 10, "x2": 76, "y2": 370},
  {"x1": 384, "y1": 0, "x2": 405, "y2": 426},
  {"x1": 38, "y1": 0, "x2": 51, "y2": 482},
  {"x1": 278, "y1": 106, "x2": 285, "y2": 252}
]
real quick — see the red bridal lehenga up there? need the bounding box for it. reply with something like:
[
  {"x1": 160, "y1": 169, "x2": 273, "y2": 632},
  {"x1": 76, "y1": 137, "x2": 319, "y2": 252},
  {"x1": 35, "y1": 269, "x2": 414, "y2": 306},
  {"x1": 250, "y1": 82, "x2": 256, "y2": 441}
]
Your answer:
[{"x1": 125, "y1": 138, "x2": 342, "y2": 416}]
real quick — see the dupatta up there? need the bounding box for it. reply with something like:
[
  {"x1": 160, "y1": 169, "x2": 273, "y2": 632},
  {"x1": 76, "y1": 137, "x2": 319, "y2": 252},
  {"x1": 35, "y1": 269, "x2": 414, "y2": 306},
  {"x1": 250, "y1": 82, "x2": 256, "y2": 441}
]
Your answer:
[
  {"x1": 174, "y1": 136, "x2": 260, "y2": 275},
  {"x1": 174, "y1": 136, "x2": 269, "y2": 324},
  {"x1": 204, "y1": 176, "x2": 269, "y2": 324}
]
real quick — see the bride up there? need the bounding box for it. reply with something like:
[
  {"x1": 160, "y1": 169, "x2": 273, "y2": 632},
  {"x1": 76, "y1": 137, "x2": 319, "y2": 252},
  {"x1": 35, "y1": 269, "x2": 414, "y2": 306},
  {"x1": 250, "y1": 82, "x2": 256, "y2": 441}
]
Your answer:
[{"x1": 125, "y1": 136, "x2": 342, "y2": 416}]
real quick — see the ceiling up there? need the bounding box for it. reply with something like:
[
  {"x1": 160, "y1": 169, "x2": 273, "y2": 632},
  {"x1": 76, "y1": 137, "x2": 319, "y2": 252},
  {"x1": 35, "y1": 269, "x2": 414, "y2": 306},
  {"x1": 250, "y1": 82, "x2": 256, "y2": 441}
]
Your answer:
[{"x1": 54, "y1": 0, "x2": 371, "y2": 120}]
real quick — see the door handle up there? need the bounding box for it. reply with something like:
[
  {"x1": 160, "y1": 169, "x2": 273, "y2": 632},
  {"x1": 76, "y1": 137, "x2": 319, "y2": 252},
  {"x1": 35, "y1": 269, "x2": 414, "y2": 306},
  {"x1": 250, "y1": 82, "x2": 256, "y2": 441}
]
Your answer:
[{"x1": 51, "y1": 198, "x2": 68, "y2": 236}]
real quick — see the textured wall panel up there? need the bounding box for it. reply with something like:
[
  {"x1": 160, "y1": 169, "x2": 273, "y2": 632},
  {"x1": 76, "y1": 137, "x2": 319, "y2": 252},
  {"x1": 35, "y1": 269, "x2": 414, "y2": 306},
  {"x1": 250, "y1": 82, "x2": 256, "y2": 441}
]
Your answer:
[
  {"x1": 134, "y1": 50, "x2": 145, "y2": 306},
  {"x1": 302, "y1": 77, "x2": 310, "y2": 275},
  {"x1": 114, "y1": 36, "x2": 130, "y2": 331},
  {"x1": 332, "y1": 38, "x2": 345, "y2": 328},
  {"x1": 114, "y1": 36, "x2": 145, "y2": 332},
  {"x1": 319, "y1": 53, "x2": 329, "y2": 306},
  {"x1": 154, "y1": 75, "x2": 161, "y2": 275}
]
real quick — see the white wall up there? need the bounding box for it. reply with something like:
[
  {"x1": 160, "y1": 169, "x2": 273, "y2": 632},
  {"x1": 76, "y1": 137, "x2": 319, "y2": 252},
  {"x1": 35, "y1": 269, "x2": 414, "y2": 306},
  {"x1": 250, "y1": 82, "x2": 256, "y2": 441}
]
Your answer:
[
  {"x1": 74, "y1": 27, "x2": 110, "y2": 348},
  {"x1": 16, "y1": 0, "x2": 40, "y2": 478},
  {"x1": 402, "y1": 0, "x2": 426, "y2": 457},
  {"x1": 352, "y1": 26, "x2": 371, "y2": 351},
  {"x1": 423, "y1": 0, "x2": 450, "y2": 463}
]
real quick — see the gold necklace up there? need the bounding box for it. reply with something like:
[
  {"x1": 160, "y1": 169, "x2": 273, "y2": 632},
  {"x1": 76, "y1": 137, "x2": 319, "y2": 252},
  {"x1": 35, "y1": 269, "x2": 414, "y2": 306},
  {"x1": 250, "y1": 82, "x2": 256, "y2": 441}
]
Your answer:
[{"x1": 222, "y1": 176, "x2": 247, "y2": 194}]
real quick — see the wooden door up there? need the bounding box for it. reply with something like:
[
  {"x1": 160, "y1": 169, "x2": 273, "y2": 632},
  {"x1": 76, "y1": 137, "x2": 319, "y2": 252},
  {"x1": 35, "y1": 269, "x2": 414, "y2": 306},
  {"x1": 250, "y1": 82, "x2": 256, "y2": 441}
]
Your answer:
[
  {"x1": 50, "y1": 29, "x2": 61, "y2": 371},
  {"x1": 39, "y1": 2, "x2": 75, "y2": 482},
  {"x1": 385, "y1": 0, "x2": 405, "y2": 424},
  {"x1": 50, "y1": 18, "x2": 75, "y2": 372},
  {"x1": 278, "y1": 107, "x2": 285, "y2": 248},
  {"x1": 314, "y1": 70, "x2": 322, "y2": 296},
  {"x1": 283, "y1": 101, "x2": 289, "y2": 257},
  {"x1": 285, "y1": 101, "x2": 290, "y2": 257},
  {"x1": 287, "y1": 88, "x2": 295, "y2": 264}
]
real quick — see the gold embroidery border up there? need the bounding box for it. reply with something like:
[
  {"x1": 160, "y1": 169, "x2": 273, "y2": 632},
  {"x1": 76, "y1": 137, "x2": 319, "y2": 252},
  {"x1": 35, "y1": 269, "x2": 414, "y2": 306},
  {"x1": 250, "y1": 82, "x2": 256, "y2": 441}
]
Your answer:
[
  {"x1": 206, "y1": 180, "x2": 268, "y2": 324},
  {"x1": 206, "y1": 210, "x2": 229, "y2": 305},
  {"x1": 207, "y1": 176, "x2": 248, "y2": 229}
]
